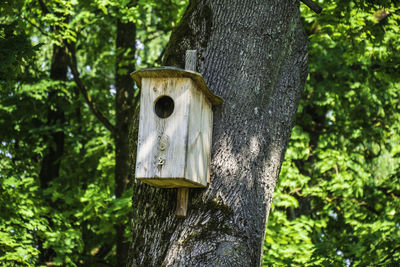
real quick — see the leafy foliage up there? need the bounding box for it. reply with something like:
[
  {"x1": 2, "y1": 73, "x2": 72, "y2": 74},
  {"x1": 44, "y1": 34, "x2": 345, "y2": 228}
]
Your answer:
[
  {"x1": 263, "y1": 1, "x2": 400, "y2": 266},
  {"x1": 0, "y1": 0, "x2": 186, "y2": 265}
]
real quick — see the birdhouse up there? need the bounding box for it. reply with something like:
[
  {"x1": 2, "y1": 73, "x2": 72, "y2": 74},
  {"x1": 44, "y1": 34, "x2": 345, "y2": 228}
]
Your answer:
[{"x1": 131, "y1": 66, "x2": 223, "y2": 189}]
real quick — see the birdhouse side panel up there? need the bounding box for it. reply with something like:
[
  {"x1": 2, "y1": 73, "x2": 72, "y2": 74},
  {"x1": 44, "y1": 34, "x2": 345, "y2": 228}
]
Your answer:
[
  {"x1": 135, "y1": 78, "x2": 191, "y2": 183},
  {"x1": 204, "y1": 99, "x2": 213, "y2": 184},
  {"x1": 185, "y1": 81, "x2": 213, "y2": 187}
]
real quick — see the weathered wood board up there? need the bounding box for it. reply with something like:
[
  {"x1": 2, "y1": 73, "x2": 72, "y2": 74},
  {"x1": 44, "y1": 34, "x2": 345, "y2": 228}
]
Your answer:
[{"x1": 185, "y1": 79, "x2": 212, "y2": 186}]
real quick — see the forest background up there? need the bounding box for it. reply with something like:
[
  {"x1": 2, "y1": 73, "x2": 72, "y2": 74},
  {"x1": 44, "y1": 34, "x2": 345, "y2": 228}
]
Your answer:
[{"x1": 0, "y1": 0, "x2": 399, "y2": 266}]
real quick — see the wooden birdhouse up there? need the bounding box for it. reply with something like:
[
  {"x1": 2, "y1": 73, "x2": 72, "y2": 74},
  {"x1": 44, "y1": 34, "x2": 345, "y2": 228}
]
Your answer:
[{"x1": 131, "y1": 65, "x2": 222, "y2": 190}]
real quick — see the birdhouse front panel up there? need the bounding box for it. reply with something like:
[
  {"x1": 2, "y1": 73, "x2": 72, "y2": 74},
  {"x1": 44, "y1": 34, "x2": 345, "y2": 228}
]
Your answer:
[{"x1": 136, "y1": 77, "x2": 208, "y2": 188}]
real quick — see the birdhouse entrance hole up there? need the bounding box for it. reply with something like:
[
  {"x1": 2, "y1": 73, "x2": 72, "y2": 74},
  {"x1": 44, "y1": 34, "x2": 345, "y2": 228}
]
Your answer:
[{"x1": 154, "y1": 95, "x2": 174, "y2": 118}]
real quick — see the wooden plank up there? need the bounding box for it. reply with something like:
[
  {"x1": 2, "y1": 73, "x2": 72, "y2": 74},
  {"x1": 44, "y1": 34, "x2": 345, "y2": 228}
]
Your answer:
[
  {"x1": 135, "y1": 78, "x2": 190, "y2": 181},
  {"x1": 204, "y1": 98, "x2": 213, "y2": 184},
  {"x1": 185, "y1": 79, "x2": 210, "y2": 187},
  {"x1": 176, "y1": 188, "x2": 189, "y2": 218},
  {"x1": 131, "y1": 66, "x2": 223, "y2": 106}
]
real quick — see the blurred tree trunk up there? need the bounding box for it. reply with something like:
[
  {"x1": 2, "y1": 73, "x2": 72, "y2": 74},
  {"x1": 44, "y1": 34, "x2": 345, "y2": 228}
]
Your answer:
[
  {"x1": 128, "y1": 0, "x2": 308, "y2": 266},
  {"x1": 115, "y1": 19, "x2": 136, "y2": 267},
  {"x1": 38, "y1": 41, "x2": 67, "y2": 264},
  {"x1": 39, "y1": 43, "x2": 67, "y2": 189}
]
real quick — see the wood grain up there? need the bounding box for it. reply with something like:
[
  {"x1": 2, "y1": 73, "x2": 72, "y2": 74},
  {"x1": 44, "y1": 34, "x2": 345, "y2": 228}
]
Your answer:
[
  {"x1": 185, "y1": 79, "x2": 212, "y2": 186},
  {"x1": 176, "y1": 188, "x2": 189, "y2": 217},
  {"x1": 135, "y1": 78, "x2": 190, "y2": 186}
]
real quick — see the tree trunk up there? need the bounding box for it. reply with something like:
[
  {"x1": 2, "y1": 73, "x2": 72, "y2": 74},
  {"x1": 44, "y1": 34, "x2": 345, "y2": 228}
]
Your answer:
[
  {"x1": 38, "y1": 42, "x2": 67, "y2": 264},
  {"x1": 128, "y1": 0, "x2": 308, "y2": 266},
  {"x1": 39, "y1": 44, "x2": 67, "y2": 189},
  {"x1": 115, "y1": 19, "x2": 136, "y2": 267}
]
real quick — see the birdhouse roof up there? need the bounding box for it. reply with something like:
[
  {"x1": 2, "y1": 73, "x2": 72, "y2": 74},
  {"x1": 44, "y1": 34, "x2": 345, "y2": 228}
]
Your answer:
[{"x1": 131, "y1": 67, "x2": 223, "y2": 105}]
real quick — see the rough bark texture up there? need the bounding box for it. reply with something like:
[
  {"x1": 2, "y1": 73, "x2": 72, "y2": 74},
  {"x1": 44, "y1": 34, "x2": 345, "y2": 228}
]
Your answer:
[
  {"x1": 128, "y1": 0, "x2": 308, "y2": 266},
  {"x1": 115, "y1": 19, "x2": 136, "y2": 267}
]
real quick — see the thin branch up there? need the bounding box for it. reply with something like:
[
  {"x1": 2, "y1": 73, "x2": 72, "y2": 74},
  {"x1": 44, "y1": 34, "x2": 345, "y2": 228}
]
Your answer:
[
  {"x1": 155, "y1": 46, "x2": 166, "y2": 66},
  {"x1": 36, "y1": 0, "x2": 115, "y2": 134},
  {"x1": 300, "y1": 0, "x2": 322, "y2": 14},
  {"x1": 66, "y1": 44, "x2": 116, "y2": 134},
  {"x1": 142, "y1": 30, "x2": 169, "y2": 44},
  {"x1": 20, "y1": 15, "x2": 51, "y2": 37}
]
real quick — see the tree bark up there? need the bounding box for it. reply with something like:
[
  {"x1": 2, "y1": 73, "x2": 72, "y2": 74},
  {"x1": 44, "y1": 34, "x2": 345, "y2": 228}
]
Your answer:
[
  {"x1": 128, "y1": 0, "x2": 308, "y2": 266},
  {"x1": 115, "y1": 19, "x2": 136, "y2": 267}
]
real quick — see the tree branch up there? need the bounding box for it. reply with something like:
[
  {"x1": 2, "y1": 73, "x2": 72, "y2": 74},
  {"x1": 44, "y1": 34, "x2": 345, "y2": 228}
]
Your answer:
[
  {"x1": 66, "y1": 44, "x2": 116, "y2": 134},
  {"x1": 37, "y1": 0, "x2": 115, "y2": 134},
  {"x1": 20, "y1": 15, "x2": 50, "y2": 37},
  {"x1": 300, "y1": 0, "x2": 322, "y2": 14},
  {"x1": 154, "y1": 46, "x2": 166, "y2": 66},
  {"x1": 142, "y1": 30, "x2": 169, "y2": 44}
]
